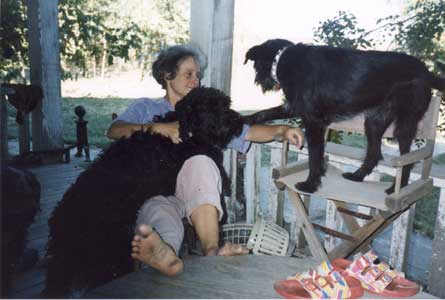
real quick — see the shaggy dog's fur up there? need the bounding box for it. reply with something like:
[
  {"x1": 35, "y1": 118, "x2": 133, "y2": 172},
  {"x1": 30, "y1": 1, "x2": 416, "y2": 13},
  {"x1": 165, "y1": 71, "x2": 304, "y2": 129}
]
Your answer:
[
  {"x1": 41, "y1": 87, "x2": 243, "y2": 298},
  {"x1": 244, "y1": 39, "x2": 445, "y2": 193}
]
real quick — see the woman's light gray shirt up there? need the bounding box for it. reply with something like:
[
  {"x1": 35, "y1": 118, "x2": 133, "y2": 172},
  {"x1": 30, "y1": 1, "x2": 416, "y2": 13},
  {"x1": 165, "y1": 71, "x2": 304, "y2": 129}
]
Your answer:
[{"x1": 113, "y1": 97, "x2": 251, "y2": 153}]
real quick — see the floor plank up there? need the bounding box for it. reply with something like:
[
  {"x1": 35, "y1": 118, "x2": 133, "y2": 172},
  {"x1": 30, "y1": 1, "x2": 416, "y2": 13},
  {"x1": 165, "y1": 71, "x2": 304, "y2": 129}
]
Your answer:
[
  {"x1": 88, "y1": 255, "x2": 436, "y2": 299},
  {"x1": 9, "y1": 159, "x2": 84, "y2": 298}
]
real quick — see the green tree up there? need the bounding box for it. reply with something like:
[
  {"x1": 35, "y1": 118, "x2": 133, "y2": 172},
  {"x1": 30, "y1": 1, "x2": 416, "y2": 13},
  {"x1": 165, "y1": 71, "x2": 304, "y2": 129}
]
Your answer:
[
  {"x1": 0, "y1": 0, "x2": 189, "y2": 82},
  {"x1": 135, "y1": 0, "x2": 190, "y2": 79},
  {"x1": 1, "y1": 0, "x2": 28, "y2": 82},
  {"x1": 394, "y1": 0, "x2": 445, "y2": 68},
  {"x1": 58, "y1": 0, "x2": 148, "y2": 78},
  {"x1": 314, "y1": 11, "x2": 374, "y2": 49},
  {"x1": 314, "y1": 0, "x2": 445, "y2": 64}
]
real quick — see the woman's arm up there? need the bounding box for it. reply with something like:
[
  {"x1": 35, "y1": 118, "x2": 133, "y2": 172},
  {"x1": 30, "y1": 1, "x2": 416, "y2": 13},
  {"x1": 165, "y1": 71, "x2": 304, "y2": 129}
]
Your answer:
[
  {"x1": 245, "y1": 124, "x2": 304, "y2": 148},
  {"x1": 106, "y1": 121, "x2": 143, "y2": 139},
  {"x1": 106, "y1": 121, "x2": 182, "y2": 143}
]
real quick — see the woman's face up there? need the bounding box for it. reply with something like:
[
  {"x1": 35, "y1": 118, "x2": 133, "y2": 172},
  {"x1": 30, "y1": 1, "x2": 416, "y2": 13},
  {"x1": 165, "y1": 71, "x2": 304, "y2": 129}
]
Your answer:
[{"x1": 166, "y1": 56, "x2": 201, "y2": 101}]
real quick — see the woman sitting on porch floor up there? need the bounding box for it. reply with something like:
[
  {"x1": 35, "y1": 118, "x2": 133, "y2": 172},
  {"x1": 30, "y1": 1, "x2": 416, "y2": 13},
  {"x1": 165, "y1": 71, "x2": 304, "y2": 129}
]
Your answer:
[{"x1": 106, "y1": 45, "x2": 304, "y2": 276}]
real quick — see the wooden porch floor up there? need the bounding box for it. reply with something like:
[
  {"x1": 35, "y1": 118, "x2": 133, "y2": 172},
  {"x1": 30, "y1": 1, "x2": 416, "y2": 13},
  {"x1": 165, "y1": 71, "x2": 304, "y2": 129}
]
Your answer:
[
  {"x1": 10, "y1": 159, "x2": 85, "y2": 298},
  {"x1": 8, "y1": 153, "x2": 438, "y2": 299},
  {"x1": 88, "y1": 255, "x2": 436, "y2": 299}
]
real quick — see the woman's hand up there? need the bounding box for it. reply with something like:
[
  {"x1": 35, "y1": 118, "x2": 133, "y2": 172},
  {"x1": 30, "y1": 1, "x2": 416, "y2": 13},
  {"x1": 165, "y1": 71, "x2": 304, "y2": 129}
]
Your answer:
[
  {"x1": 246, "y1": 124, "x2": 304, "y2": 149},
  {"x1": 283, "y1": 127, "x2": 304, "y2": 149},
  {"x1": 150, "y1": 122, "x2": 182, "y2": 144}
]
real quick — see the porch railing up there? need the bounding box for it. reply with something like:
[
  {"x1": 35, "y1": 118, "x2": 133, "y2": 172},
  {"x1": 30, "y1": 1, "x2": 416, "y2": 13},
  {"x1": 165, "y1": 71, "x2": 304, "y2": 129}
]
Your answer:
[{"x1": 223, "y1": 140, "x2": 445, "y2": 297}]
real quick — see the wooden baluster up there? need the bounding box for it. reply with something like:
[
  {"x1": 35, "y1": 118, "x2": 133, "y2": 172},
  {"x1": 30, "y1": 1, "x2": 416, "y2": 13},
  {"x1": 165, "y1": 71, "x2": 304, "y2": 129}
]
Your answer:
[{"x1": 74, "y1": 105, "x2": 90, "y2": 162}]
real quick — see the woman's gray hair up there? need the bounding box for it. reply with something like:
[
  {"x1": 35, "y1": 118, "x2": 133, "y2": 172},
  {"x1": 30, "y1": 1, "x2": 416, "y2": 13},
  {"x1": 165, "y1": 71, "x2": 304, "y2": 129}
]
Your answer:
[{"x1": 152, "y1": 45, "x2": 207, "y2": 89}]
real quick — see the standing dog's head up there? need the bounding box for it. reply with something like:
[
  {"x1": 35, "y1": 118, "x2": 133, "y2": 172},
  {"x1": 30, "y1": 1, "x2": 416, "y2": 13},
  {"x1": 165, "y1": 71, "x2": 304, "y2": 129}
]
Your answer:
[
  {"x1": 175, "y1": 87, "x2": 244, "y2": 148},
  {"x1": 244, "y1": 39, "x2": 294, "y2": 92}
]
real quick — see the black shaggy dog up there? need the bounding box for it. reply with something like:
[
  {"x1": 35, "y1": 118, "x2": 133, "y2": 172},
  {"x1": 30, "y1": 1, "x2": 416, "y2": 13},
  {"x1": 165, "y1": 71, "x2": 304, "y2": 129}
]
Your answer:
[
  {"x1": 42, "y1": 87, "x2": 243, "y2": 298},
  {"x1": 244, "y1": 39, "x2": 445, "y2": 193}
]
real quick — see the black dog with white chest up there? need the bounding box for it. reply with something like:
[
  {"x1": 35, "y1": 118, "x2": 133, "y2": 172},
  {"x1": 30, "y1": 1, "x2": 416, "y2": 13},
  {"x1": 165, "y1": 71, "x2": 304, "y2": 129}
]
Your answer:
[{"x1": 244, "y1": 39, "x2": 445, "y2": 193}]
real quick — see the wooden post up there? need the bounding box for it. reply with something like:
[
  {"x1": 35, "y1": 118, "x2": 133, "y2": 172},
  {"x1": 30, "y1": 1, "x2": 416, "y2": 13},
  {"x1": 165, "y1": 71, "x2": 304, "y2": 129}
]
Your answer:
[
  {"x1": 389, "y1": 172, "x2": 414, "y2": 272},
  {"x1": 27, "y1": 0, "x2": 63, "y2": 151},
  {"x1": 269, "y1": 147, "x2": 282, "y2": 223},
  {"x1": 389, "y1": 206, "x2": 415, "y2": 271},
  {"x1": 244, "y1": 144, "x2": 261, "y2": 224},
  {"x1": 324, "y1": 162, "x2": 345, "y2": 251},
  {"x1": 192, "y1": 0, "x2": 236, "y2": 222},
  {"x1": 351, "y1": 172, "x2": 379, "y2": 259},
  {"x1": 288, "y1": 190, "x2": 329, "y2": 263},
  {"x1": 190, "y1": 0, "x2": 234, "y2": 95},
  {"x1": 223, "y1": 149, "x2": 238, "y2": 223},
  {"x1": 428, "y1": 188, "x2": 445, "y2": 298},
  {"x1": 325, "y1": 200, "x2": 343, "y2": 252},
  {"x1": 0, "y1": 92, "x2": 8, "y2": 162},
  {"x1": 292, "y1": 153, "x2": 309, "y2": 249}
]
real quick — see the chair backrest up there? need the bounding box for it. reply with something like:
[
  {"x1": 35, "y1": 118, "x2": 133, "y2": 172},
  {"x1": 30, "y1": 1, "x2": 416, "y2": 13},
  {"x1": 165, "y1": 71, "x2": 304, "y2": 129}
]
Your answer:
[{"x1": 328, "y1": 93, "x2": 442, "y2": 141}]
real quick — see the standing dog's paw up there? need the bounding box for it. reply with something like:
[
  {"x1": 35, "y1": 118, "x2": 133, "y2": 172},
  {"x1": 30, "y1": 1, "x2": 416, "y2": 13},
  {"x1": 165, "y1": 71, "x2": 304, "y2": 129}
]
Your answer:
[
  {"x1": 342, "y1": 172, "x2": 365, "y2": 182},
  {"x1": 295, "y1": 181, "x2": 319, "y2": 193}
]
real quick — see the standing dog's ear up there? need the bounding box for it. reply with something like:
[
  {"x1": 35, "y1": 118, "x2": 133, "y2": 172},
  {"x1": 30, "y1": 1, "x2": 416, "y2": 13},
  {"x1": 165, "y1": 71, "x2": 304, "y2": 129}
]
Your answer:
[{"x1": 244, "y1": 45, "x2": 262, "y2": 64}]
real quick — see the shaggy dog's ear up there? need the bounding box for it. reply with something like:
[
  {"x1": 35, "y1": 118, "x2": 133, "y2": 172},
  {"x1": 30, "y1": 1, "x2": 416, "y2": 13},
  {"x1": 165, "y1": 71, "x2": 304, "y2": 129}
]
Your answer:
[
  {"x1": 244, "y1": 45, "x2": 262, "y2": 64},
  {"x1": 245, "y1": 39, "x2": 294, "y2": 65},
  {"x1": 221, "y1": 109, "x2": 244, "y2": 141},
  {"x1": 175, "y1": 86, "x2": 243, "y2": 147}
]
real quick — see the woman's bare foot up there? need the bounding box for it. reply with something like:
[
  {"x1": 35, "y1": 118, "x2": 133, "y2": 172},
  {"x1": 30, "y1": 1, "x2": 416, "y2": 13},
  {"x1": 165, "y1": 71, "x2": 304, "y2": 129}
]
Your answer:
[
  {"x1": 216, "y1": 242, "x2": 249, "y2": 256},
  {"x1": 131, "y1": 225, "x2": 183, "y2": 276}
]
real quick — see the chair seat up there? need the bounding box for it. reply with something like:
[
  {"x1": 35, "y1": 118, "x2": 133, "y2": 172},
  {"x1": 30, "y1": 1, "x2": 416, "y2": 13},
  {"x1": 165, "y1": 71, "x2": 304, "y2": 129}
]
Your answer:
[{"x1": 277, "y1": 163, "x2": 392, "y2": 211}]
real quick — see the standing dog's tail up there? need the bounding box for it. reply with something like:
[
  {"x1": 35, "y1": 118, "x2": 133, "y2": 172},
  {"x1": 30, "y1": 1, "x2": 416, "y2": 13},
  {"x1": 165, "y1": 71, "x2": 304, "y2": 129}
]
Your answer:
[{"x1": 430, "y1": 60, "x2": 445, "y2": 91}]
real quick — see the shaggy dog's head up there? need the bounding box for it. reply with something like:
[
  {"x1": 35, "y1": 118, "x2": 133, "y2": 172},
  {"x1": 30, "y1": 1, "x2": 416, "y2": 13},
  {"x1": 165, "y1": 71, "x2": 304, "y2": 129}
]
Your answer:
[
  {"x1": 244, "y1": 39, "x2": 294, "y2": 92},
  {"x1": 175, "y1": 87, "x2": 244, "y2": 148}
]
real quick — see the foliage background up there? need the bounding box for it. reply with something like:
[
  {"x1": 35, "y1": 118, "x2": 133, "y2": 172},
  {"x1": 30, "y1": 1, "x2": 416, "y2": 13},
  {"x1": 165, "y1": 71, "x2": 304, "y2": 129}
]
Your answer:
[{"x1": 1, "y1": 0, "x2": 189, "y2": 82}]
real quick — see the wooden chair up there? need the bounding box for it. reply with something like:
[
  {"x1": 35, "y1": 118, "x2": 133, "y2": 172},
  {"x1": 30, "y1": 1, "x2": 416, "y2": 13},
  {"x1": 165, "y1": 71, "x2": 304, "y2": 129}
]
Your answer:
[{"x1": 273, "y1": 93, "x2": 442, "y2": 262}]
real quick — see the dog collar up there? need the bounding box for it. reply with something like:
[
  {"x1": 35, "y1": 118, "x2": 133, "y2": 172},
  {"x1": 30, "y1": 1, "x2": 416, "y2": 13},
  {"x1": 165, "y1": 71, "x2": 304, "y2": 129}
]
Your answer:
[{"x1": 271, "y1": 46, "x2": 289, "y2": 84}]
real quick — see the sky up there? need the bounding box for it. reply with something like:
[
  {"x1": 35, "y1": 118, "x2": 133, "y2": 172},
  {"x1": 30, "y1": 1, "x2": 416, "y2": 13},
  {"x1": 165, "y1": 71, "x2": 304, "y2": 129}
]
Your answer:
[
  {"x1": 237, "y1": 0, "x2": 405, "y2": 43},
  {"x1": 230, "y1": 0, "x2": 406, "y2": 111}
]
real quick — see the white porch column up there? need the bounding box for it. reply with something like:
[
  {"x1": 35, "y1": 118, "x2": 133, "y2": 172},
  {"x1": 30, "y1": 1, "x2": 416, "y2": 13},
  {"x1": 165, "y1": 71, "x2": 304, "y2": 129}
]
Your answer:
[
  {"x1": 27, "y1": 0, "x2": 63, "y2": 151},
  {"x1": 190, "y1": 0, "x2": 235, "y2": 95},
  {"x1": 428, "y1": 187, "x2": 445, "y2": 298},
  {"x1": 389, "y1": 206, "x2": 415, "y2": 271}
]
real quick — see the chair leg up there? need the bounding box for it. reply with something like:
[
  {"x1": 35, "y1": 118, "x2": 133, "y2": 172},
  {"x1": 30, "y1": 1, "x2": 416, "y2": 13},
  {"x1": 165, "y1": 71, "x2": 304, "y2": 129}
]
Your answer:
[
  {"x1": 329, "y1": 210, "x2": 404, "y2": 259},
  {"x1": 287, "y1": 190, "x2": 329, "y2": 262},
  {"x1": 295, "y1": 195, "x2": 311, "y2": 250},
  {"x1": 287, "y1": 189, "x2": 408, "y2": 261},
  {"x1": 333, "y1": 201, "x2": 372, "y2": 256}
]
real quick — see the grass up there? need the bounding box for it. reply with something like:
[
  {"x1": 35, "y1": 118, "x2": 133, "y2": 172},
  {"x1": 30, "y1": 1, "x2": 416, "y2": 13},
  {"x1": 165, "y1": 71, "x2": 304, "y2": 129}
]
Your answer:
[
  {"x1": 7, "y1": 97, "x2": 134, "y2": 149},
  {"x1": 433, "y1": 152, "x2": 445, "y2": 164},
  {"x1": 62, "y1": 97, "x2": 135, "y2": 148},
  {"x1": 413, "y1": 187, "x2": 440, "y2": 238},
  {"x1": 6, "y1": 97, "x2": 442, "y2": 238}
]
